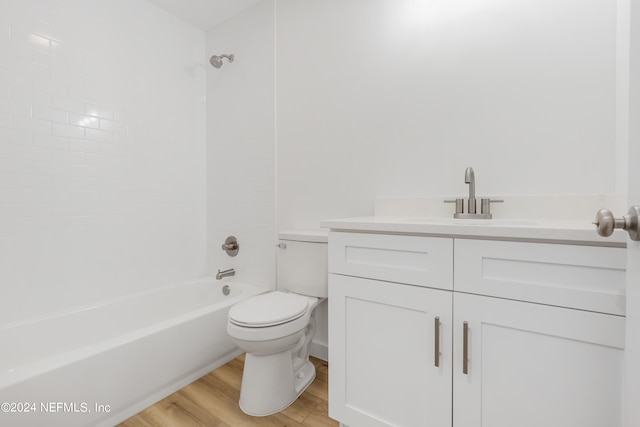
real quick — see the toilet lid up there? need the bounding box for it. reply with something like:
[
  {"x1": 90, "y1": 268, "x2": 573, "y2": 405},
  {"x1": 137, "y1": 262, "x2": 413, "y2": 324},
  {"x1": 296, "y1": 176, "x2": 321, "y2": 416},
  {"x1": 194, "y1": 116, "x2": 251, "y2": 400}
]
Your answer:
[{"x1": 229, "y1": 291, "x2": 309, "y2": 327}]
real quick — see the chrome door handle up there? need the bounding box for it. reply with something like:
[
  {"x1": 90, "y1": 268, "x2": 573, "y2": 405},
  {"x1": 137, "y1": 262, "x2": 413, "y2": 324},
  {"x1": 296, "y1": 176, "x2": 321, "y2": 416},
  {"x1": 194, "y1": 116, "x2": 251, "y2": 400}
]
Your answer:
[{"x1": 593, "y1": 206, "x2": 640, "y2": 241}]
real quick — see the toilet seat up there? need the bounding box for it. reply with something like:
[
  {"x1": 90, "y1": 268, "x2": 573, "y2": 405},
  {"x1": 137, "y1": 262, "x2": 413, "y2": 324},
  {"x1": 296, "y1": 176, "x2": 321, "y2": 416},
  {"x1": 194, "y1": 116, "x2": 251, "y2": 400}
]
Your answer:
[
  {"x1": 227, "y1": 292, "x2": 320, "y2": 343},
  {"x1": 229, "y1": 291, "x2": 309, "y2": 327}
]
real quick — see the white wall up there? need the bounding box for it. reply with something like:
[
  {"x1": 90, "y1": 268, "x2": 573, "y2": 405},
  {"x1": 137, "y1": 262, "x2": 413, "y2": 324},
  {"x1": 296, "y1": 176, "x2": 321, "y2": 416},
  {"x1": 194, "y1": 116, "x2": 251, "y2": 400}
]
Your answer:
[
  {"x1": 0, "y1": 0, "x2": 206, "y2": 326},
  {"x1": 205, "y1": 0, "x2": 276, "y2": 290},
  {"x1": 276, "y1": 0, "x2": 620, "y2": 230}
]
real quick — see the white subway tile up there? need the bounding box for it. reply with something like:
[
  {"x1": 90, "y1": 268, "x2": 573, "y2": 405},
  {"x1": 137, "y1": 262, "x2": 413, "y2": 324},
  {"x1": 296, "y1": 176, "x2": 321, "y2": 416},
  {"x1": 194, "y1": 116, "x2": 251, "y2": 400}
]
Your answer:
[
  {"x1": 0, "y1": 217, "x2": 33, "y2": 234},
  {"x1": 30, "y1": 189, "x2": 73, "y2": 204},
  {"x1": 0, "y1": 202, "x2": 15, "y2": 215},
  {"x1": 5, "y1": 41, "x2": 34, "y2": 63},
  {"x1": 33, "y1": 216, "x2": 69, "y2": 232},
  {"x1": 52, "y1": 96, "x2": 84, "y2": 114},
  {"x1": 34, "y1": 160, "x2": 69, "y2": 177},
  {"x1": 53, "y1": 149, "x2": 85, "y2": 165},
  {"x1": 22, "y1": 202, "x2": 56, "y2": 217},
  {"x1": 14, "y1": 174, "x2": 53, "y2": 190},
  {"x1": 32, "y1": 49, "x2": 53, "y2": 68},
  {"x1": 0, "y1": 157, "x2": 34, "y2": 173},
  {"x1": 11, "y1": 87, "x2": 51, "y2": 106},
  {"x1": 34, "y1": 133, "x2": 68, "y2": 150},
  {"x1": 0, "y1": 112, "x2": 10, "y2": 128},
  {"x1": 99, "y1": 118, "x2": 127, "y2": 133},
  {"x1": 9, "y1": 101, "x2": 32, "y2": 117},
  {"x1": 0, "y1": 189, "x2": 30, "y2": 203},
  {"x1": 0, "y1": 0, "x2": 208, "y2": 322},
  {"x1": 32, "y1": 104, "x2": 68, "y2": 123},
  {"x1": 85, "y1": 103, "x2": 114, "y2": 120},
  {"x1": 52, "y1": 202, "x2": 86, "y2": 216},
  {"x1": 0, "y1": 128, "x2": 32, "y2": 145},
  {"x1": 69, "y1": 113, "x2": 99, "y2": 129},
  {"x1": 113, "y1": 109, "x2": 134, "y2": 123},
  {"x1": 84, "y1": 153, "x2": 99, "y2": 166},
  {"x1": 0, "y1": 171, "x2": 14, "y2": 188},
  {"x1": 29, "y1": 33, "x2": 51, "y2": 51},
  {"x1": 32, "y1": 77, "x2": 68, "y2": 97},
  {"x1": 69, "y1": 164, "x2": 98, "y2": 178},
  {"x1": 52, "y1": 122, "x2": 84, "y2": 139},
  {"x1": 1, "y1": 25, "x2": 9, "y2": 42},
  {"x1": 52, "y1": 175, "x2": 84, "y2": 190},
  {"x1": 71, "y1": 190, "x2": 99, "y2": 203},
  {"x1": 51, "y1": 54, "x2": 70, "y2": 73},
  {"x1": 69, "y1": 138, "x2": 99, "y2": 154},
  {"x1": 25, "y1": 62, "x2": 50, "y2": 80},
  {"x1": 86, "y1": 128, "x2": 113, "y2": 144},
  {"x1": 14, "y1": 145, "x2": 54, "y2": 162},
  {"x1": 67, "y1": 55, "x2": 85, "y2": 74},
  {"x1": 0, "y1": 142, "x2": 13, "y2": 157},
  {"x1": 114, "y1": 132, "x2": 135, "y2": 145},
  {"x1": 0, "y1": 67, "x2": 32, "y2": 87}
]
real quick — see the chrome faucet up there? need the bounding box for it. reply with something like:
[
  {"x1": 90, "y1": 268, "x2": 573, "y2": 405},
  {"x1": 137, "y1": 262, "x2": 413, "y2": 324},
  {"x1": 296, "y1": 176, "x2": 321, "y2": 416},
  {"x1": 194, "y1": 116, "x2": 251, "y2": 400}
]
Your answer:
[
  {"x1": 444, "y1": 167, "x2": 503, "y2": 219},
  {"x1": 464, "y1": 167, "x2": 476, "y2": 215},
  {"x1": 216, "y1": 268, "x2": 235, "y2": 280}
]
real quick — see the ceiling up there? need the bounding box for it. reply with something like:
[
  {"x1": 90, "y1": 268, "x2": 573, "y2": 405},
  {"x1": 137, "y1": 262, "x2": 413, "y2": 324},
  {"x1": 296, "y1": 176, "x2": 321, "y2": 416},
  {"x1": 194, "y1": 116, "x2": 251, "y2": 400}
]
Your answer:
[{"x1": 147, "y1": 0, "x2": 263, "y2": 31}]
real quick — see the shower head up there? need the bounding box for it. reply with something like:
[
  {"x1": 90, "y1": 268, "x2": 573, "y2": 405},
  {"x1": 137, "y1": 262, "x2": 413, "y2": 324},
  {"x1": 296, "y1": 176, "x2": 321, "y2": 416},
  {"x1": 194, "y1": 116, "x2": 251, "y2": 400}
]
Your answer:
[{"x1": 210, "y1": 54, "x2": 234, "y2": 69}]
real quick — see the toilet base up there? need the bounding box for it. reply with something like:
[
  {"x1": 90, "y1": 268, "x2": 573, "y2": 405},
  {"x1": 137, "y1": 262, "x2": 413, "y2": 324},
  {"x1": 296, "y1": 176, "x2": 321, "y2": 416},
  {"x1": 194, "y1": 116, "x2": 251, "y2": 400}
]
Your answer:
[{"x1": 239, "y1": 353, "x2": 317, "y2": 417}]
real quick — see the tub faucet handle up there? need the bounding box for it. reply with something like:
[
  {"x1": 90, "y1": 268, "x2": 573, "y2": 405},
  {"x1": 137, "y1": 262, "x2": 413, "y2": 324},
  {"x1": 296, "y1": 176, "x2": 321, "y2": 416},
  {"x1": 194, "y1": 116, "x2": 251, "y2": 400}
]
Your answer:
[{"x1": 221, "y1": 236, "x2": 239, "y2": 257}]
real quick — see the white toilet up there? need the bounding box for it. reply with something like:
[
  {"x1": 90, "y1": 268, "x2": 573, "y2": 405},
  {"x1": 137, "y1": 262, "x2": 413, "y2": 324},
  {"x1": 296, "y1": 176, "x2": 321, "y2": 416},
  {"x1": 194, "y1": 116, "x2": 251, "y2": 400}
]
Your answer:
[{"x1": 226, "y1": 229, "x2": 328, "y2": 416}]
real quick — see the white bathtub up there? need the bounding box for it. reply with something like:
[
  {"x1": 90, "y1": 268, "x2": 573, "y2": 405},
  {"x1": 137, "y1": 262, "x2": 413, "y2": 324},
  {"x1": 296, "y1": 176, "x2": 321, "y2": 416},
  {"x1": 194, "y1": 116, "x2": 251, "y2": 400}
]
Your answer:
[{"x1": 0, "y1": 278, "x2": 265, "y2": 427}]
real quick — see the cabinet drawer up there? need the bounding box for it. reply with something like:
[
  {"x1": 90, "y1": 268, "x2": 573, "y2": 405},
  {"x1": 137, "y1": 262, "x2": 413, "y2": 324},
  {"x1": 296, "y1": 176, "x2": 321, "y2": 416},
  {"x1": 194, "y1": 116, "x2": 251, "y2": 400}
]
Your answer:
[
  {"x1": 329, "y1": 231, "x2": 453, "y2": 290},
  {"x1": 454, "y1": 239, "x2": 626, "y2": 315}
]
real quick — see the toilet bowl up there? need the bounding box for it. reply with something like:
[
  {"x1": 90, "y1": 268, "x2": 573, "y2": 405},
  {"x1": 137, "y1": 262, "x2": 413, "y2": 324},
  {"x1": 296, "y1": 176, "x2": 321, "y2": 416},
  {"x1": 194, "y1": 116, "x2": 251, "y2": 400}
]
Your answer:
[{"x1": 226, "y1": 230, "x2": 328, "y2": 416}]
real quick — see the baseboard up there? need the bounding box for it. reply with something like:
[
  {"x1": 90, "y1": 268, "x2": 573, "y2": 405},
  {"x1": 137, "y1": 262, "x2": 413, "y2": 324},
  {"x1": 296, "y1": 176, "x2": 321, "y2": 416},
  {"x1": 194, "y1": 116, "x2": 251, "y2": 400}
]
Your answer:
[{"x1": 309, "y1": 341, "x2": 328, "y2": 362}]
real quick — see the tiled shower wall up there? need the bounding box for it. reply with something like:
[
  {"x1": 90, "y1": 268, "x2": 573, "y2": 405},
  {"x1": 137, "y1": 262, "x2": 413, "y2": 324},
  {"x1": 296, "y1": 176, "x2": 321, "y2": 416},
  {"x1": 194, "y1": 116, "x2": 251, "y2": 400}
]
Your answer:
[
  {"x1": 205, "y1": 0, "x2": 276, "y2": 290},
  {"x1": 0, "y1": 0, "x2": 207, "y2": 326}
]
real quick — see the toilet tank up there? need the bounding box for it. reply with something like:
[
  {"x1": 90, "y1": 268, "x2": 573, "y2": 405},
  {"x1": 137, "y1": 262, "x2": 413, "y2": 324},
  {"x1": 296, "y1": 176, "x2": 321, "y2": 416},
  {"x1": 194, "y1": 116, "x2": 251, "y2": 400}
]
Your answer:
[{"x1": 277, "y1": 230, "x2": 328, "y2": 298}]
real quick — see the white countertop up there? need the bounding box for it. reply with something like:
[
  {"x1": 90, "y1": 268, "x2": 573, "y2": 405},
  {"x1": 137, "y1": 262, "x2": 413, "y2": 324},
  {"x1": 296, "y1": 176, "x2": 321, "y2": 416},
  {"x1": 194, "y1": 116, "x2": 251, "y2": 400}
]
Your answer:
[{"x1": 320, "y1": 216, "x2": 628, "y2": 246}]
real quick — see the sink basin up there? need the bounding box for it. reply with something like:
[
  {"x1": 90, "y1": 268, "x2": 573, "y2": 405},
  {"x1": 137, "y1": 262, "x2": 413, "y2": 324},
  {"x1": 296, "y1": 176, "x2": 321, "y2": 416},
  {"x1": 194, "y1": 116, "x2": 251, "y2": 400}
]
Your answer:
[{"x1": 398, "y1": 217, "x2": 539, "y2": 227}]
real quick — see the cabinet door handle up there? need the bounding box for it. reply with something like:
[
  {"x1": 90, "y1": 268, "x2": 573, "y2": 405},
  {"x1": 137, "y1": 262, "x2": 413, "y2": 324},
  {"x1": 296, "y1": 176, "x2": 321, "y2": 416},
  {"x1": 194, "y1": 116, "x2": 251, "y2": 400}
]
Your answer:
[
  {"x1": 463, "y1": 321, "x2": 469, "y2": 375},
  {"x1": 434, "y1": 316, "x2": 440, "y2": 367}
]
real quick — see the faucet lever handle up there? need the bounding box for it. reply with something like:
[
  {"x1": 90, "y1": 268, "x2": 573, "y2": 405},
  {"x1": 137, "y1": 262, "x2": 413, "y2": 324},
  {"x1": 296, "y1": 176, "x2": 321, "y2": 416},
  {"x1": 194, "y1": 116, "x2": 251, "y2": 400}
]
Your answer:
[
  {"x1": 221, "y1": 236, "x2": 239, "y2": 257},
  {"x1": 480, "y1": 198, "x2": 504, "y2": 216},
  {"x1": 444, "y1": 198, "x2": 465, "y2": 214}
]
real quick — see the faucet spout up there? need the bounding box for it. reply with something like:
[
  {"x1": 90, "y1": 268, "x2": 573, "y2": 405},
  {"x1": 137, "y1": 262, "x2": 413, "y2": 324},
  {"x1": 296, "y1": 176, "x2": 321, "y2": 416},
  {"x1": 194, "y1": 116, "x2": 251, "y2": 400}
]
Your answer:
[
  {"x1": 216, "y1": 268, "x2": 235, "y2": 280},
  {"x1": 464, "y1": 167, "x2": 476, "y2": 214}
]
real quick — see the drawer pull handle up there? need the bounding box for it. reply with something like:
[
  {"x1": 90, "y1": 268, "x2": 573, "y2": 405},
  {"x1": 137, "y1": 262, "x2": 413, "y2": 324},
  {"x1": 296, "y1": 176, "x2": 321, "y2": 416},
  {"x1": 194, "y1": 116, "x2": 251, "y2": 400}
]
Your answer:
[
  {"x1": 463, "y1": 321, "x2": 469, "y2": 375},
  {"x1": 434, "y1": 316, "x2": 440, "y2": 367}
]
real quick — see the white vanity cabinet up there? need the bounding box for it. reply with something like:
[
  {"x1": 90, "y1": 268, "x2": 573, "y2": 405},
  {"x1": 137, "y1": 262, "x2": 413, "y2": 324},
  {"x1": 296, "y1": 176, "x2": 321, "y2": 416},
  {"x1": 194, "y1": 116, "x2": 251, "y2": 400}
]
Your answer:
[
  {"x1": 328, "y1": 231, "x2": 626, "y2": 427},
  {"x1": 328, "y1": 232, "x2": 454, "y2": 427}
]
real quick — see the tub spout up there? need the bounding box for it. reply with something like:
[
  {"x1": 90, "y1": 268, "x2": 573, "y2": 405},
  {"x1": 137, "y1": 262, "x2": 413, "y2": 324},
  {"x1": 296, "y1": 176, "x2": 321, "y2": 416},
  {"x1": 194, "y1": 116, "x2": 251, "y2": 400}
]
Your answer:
[{"x1": 216, "y1": 268, "x2": 235, "y2": 280}]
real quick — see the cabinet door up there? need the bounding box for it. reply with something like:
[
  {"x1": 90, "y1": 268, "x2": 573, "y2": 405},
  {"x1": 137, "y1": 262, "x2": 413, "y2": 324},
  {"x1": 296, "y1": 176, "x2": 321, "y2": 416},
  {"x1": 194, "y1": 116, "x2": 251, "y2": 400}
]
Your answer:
[
  {"x1": 453, "y1": 292, "x2": 625, "y2": 427},
  {"x1": 329, "y1": 273, "x2": 453, "y2": 427}
]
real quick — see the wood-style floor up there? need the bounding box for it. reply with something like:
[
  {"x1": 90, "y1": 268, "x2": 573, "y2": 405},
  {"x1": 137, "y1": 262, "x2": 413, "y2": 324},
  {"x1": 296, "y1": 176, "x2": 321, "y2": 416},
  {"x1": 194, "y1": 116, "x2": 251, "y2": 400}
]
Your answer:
[{"x1": 118, "y1": 355, "x2": 338, "y2": 427}]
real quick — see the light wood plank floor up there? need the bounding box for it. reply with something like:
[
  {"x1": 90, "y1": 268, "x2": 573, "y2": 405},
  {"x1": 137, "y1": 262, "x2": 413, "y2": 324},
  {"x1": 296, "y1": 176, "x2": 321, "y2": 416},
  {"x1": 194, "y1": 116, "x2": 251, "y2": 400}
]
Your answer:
[{"x1": 118, "y1": 355, "x2": 338, "y2": 427}]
